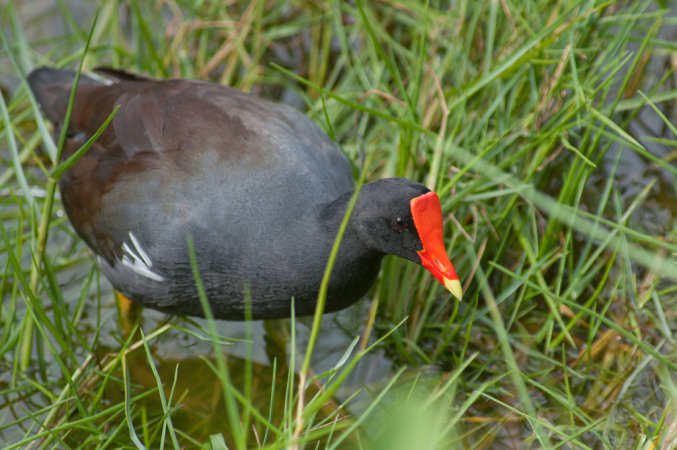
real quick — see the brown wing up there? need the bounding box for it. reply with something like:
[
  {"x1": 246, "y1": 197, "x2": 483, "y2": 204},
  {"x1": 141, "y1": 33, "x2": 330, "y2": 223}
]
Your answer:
[{"x1": 29, "y1": 68, "x2": 353, "y2": 265}]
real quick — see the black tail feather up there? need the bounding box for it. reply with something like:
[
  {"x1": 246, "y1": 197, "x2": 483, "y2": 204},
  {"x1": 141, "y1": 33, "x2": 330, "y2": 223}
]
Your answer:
[
  {"x1": 93, "y1": 67, "x2": 155, "y2": 82},
  {"x1": 27, "y1": 67, "x2": 98, "y2": 123}
]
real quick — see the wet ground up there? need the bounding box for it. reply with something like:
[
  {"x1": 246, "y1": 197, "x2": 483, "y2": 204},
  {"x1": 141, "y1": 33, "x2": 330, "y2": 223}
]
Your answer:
[
  {"x1": 1, "y1": 0, "x2": 676, "y2": 448},
  {"x1": 0, "y1": 2, "x2": 397, "y2": 446}
]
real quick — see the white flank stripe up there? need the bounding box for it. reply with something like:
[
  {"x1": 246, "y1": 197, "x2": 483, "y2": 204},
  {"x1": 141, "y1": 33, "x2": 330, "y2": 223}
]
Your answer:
[
  {"x1": 120, "y1": 232, "x2": 165, "y2": 282},
  {"x1": 128, "y1": 232, "x2": 153, "y2": 267}
]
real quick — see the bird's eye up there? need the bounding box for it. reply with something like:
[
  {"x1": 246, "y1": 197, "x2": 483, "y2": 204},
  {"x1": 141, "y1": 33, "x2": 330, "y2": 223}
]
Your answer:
[{"x1": 392, "y1": 217, "x2": 407, "y2": 231}]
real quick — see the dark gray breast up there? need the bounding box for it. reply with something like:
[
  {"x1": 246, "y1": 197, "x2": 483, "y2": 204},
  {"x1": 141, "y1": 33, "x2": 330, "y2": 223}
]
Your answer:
[
  {"x1": 88, "y1": 78, "x2": 355, "y2": 318},
  {"x1": 28, "y1": 68, "x2": 364, "y2": 319}
]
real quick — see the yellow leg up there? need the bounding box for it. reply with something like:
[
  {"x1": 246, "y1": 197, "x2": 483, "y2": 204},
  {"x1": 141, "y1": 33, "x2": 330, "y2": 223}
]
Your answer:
[
  {"x1": 263, "y1": 319, "x2": 290, "y2": 368},
  {"x1": 115, "y1": 292, "x2": 140, "y2": 336}
]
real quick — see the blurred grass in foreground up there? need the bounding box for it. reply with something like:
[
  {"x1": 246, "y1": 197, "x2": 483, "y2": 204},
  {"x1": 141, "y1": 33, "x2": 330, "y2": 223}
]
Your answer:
[{"x1": 1, "y1": 0, "x2": 676, "y2": 448}]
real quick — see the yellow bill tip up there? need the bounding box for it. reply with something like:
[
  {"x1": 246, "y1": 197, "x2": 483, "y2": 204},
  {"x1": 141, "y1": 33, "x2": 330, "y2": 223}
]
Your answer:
[{"x1": 444, "y1": 278, "x2": 463, "y2": 301}]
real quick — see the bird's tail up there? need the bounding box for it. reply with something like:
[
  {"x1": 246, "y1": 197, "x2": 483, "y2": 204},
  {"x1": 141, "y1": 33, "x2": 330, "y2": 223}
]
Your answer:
[{"x1": 27, "y1": 67, "x2": 98, "y2": 123}]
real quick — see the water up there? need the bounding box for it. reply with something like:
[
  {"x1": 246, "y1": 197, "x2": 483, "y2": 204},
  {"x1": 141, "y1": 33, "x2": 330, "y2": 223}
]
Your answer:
[{"x1": 2, "y1": 1, "x2": 676, "y2": 448}]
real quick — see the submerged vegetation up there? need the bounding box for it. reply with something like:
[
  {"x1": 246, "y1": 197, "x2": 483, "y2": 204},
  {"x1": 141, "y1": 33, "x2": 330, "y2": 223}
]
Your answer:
[{"x1": 1, "y1": 0, "x2": 676, "y2": 448}]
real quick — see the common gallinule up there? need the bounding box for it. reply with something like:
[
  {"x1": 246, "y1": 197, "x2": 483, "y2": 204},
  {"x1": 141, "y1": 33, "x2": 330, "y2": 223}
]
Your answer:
[{"x1": 28, "y1": 67, "x2": 462, "y2": 320}]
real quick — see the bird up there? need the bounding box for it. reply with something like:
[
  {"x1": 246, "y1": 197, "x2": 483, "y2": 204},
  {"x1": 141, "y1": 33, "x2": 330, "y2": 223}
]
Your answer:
[{"x1": 27, "y1": 67, "x2": 462, "y2": 321}]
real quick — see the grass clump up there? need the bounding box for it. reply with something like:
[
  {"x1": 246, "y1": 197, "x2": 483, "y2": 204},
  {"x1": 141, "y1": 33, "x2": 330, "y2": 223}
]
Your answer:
[{"x1": 1, "y1": 0, "x2": 676, "y2": 448}]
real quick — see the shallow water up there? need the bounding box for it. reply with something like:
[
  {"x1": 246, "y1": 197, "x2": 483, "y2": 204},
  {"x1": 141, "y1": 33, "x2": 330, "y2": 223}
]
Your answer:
[
  {"x1": 0, "y1": 2, "x2": 398, "y2": 445},
  {"x1": 1, "y1": 1, "x2": 676, "y2": 448}
]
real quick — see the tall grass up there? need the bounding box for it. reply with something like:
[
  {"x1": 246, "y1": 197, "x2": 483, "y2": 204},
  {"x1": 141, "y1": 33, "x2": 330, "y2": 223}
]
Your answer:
[{"x1": 1, "y1": 0, "x2": 676, "y2": 448}]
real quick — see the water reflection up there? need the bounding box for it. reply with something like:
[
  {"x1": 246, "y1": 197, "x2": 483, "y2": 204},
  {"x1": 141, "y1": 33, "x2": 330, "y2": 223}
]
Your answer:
[{"x1": 86, "y1": 300, "x2": 393, "y2": 446}]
